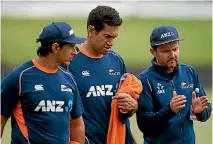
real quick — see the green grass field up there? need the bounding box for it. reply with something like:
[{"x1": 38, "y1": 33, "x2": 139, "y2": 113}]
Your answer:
[
  {"x1": 2, "y1": 17, "x2": 212, "y2": 67},
  {"x1": 1, "y1": 90, "x2": 212, "y2": 144}
]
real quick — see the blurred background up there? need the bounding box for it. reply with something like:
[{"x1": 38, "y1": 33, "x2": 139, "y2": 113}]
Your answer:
[{"x1": 1, "y1": 1, "x2": 212, "y2": 144}]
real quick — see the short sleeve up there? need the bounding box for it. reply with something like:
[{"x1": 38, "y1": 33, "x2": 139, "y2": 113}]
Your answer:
[
  {"x1": 119, "y1": 55, "x2": 127, "y2": 74},
  {"x1": 1, "y1": 71, "x2": 20, "y2": 118},
  {"x1": 122, "y1": 62, "x2": 127, "y2": 74},
  {"x1": 70, "y1": 83, "x2": 84, "y2": 119}
]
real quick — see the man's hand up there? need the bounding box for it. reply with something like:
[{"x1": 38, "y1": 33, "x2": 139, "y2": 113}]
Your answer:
[
  {"x1": 192, "y1": 91, "x2": 209, "y2": 114},
  {"x1": 112, "y1": 93, "x2": 138, "y2": 112},
  {"x1": 170, "y1": 91, "x2": 187, "y2": 113}
]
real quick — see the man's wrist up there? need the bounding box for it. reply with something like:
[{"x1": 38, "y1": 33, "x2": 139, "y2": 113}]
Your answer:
[{"x1": 130, "y1": 98, "x2": 138, "y2": 111}]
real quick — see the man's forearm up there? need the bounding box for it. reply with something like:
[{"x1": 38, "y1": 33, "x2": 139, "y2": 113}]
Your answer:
[
  {"x1": 70, "y1": 126, "x2": 85, "y2": 144},
  {"x1": 137, "y1": 104, "x2": 176, "y2": 137},
  {"x1": 70, "y1": 117, "x2": 85, "y2": 144},
  {"x1": 127, "y1": 100, "x2": 138, "y2": 117}
]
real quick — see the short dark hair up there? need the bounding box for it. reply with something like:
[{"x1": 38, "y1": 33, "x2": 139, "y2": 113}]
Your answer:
[
  {"x1": 152, "y1": 45, "x2": 158, "y2": 49},
  {"x1": 87, "y1": 5, "x2": 123, "y2": 31},
  {"x1": 36, "y1": 39, "x2": 67, "y2": 57}
]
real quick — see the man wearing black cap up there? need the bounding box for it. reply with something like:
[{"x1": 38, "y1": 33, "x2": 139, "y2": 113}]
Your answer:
[
  {"x1": 1, "y1": 22, "x2": 85, "y2": 144},
  {"x1": 136, "y1": 25, "x2": 211, "y2": 144}
]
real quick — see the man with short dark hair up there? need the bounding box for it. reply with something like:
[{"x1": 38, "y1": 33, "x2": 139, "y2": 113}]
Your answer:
[
  {"x1": 68, "y1": 6, "x2": 139, "y2": 144},
  {"x1": 1, "y1": 22, "x2": 85, "y2": 144},
  {"x1": 136, "y1": 25, "x2": 212, "y2": 144}
]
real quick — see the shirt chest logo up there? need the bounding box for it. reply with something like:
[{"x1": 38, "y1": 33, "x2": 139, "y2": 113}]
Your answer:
[
  {"x1": 181, "y1": 82, "x2": 193, "y2": 89},
  {"x1": 157, "y1": 83, "x2": 165, "y2": 94},
  {"x1": 82, "y1": 70, "x2": 90, "y2": 77},
  {"x1": 109, "y1": 69, "x2": 120, "y2": 76},
  {"x1": 34, "y1": 84, "x2": 44, "y2": 91},
  {"x1": 61, "y1": 85, "x2": 73, "y2": 92}
]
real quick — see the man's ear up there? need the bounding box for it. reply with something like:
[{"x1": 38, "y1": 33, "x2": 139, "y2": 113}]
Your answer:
[
  {"x1": 150, "y1": 47, "x2": 156, "y2": 57},
  {"x1": 87, "y1": 25, "x2": 95, "y2": 37},
  {"x1": 52, "y1": 43, "x2": 60, "y2": 54}
]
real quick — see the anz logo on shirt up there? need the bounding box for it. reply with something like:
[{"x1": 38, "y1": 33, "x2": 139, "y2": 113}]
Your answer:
[
  {"x1": 86, "y1": 85, "x2": 114, "y2": 97},
  {"x1": 34, "y1": 100, "x2": 73, "y2": 112}
]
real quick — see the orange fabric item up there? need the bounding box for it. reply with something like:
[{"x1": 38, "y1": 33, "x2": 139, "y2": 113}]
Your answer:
[
  {"x1": 69, "y1": 141, "x2": 80, "y2": 144},
  {"x1": 107, "y1": 73, "x2": 143, "y2": 144},
  {"x1": 13, "y1": 102, "x2": 30, "y2": 142}
]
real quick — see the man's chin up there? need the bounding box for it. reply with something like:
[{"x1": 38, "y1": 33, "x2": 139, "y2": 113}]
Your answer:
[
  {"x1": 168, "y1": 61, "x2": 177, "y2": 66},
  {"x1": 101, "y1": 51, "x2": 109, "y2": 55},
  {"x1": 167, "y1": 64, "x2": 177, "y2": 70},
  {"x1": 63, "y1": 61, "x2": 71, "y2": 66}
]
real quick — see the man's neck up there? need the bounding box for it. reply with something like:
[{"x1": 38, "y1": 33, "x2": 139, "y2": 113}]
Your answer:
[
  {"x1": 83, "y1": 40, "x2": 103, "y2": 57},
  {"x1": 167, "y1": 68, "x2": 175, "y2": 74},
  {"x1": 36, "y1": 55, "x2": 58, "y2": 70},
  {"x1": 154, "y1": 59, "x2": 176, "y2": 74}
]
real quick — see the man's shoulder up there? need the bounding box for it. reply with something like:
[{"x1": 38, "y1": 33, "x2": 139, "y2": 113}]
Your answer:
[
  {"x1": 11, "y1": 60, "x2": 34, "y2": 74},
  {"x1": 58, "y1": 66, "x2": 77, "y2": 86},
  {"x1": 178, "y1": 63, "x2": 195, "y2": 69},
  {"x1": 178, "y1": 63, "x2": 197, "y2": 74},
  {"x1": 138, "y1": 66, "x2": 153, "y2": 78},
  {"x1": 3, "y1": 60, "x2": 34, "y2": 82},
  {"x1": 107, "y1": 50, "x2": 125, "y2": 63},
  {"x1": 107, "y1": 50, "x2": 122, "y2": 58}
]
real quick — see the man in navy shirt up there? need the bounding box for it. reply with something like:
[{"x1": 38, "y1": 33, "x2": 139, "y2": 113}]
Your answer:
[
  {"x1": 1, "y1": 22, "x2": 85, "y2": 144},
  {"x1": 69, "y1": 6, "x2": 138, "y2": 144},
  {"x1": 136, "y1": 25, "x2": 211, "y2": 144}
]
